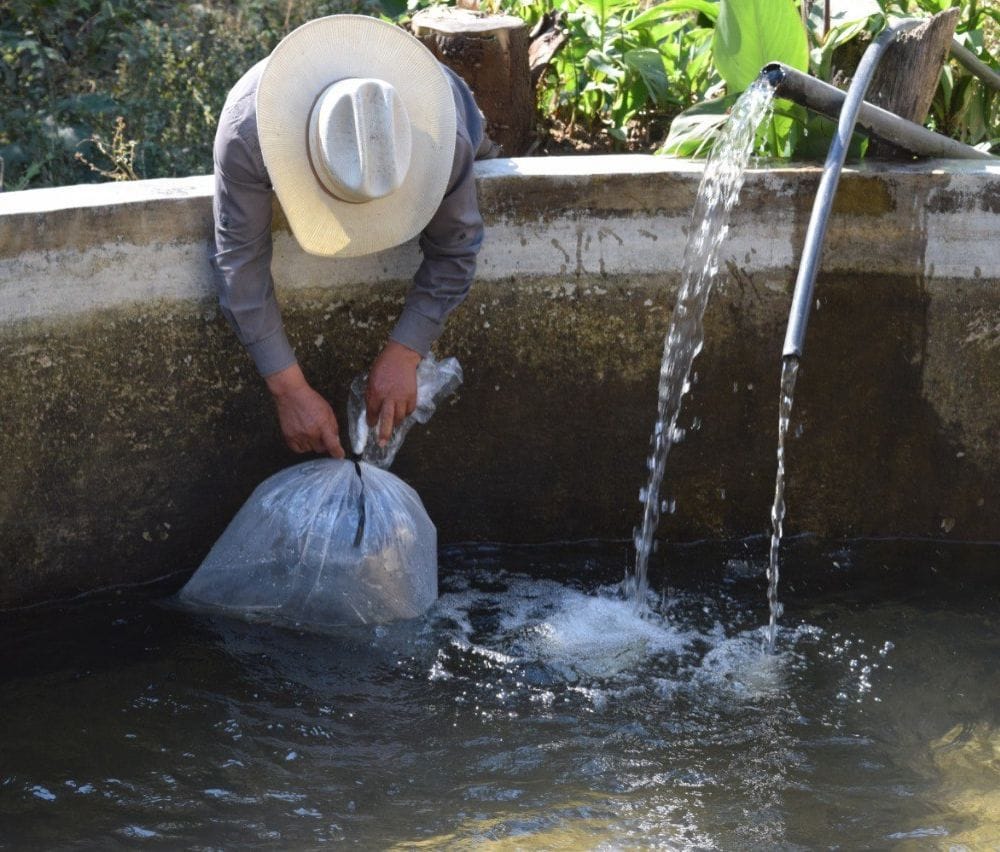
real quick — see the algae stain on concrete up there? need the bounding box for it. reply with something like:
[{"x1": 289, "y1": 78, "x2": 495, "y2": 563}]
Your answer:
[{"x1": 831, "y1": 176, "x2": 896, "y2": 216}]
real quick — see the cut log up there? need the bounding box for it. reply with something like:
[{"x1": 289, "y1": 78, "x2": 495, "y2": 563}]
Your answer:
[
  {"x1": 412, "y1": 8, "x2": 534, "y2": 156},
  {"x1": 866, "y1": 9, "x2": 959, "y2": 159}
]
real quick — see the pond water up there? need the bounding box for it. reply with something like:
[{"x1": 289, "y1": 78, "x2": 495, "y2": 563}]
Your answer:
[{"x1": 2, "y1": 539, "x2": 998, "y2": 849}]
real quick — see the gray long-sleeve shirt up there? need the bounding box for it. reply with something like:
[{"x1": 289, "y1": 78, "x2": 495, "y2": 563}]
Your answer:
[{"x1": 212, "y1": 61, "x2": 486, "y2": 376}]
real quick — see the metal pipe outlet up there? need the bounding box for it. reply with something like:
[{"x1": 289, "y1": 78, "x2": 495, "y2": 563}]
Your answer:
[{"x1": 763, "y1": 63, "x2": 995, "y2": 162}]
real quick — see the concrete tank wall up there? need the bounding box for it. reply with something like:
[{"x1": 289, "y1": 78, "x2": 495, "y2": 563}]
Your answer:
[{"x1": 1, "y1": 157, "x2": 997, "y2": 607}]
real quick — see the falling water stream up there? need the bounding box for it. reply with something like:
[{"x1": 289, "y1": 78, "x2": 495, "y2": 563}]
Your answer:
[
  {"x1": 632, "y1": 78, "x2": 777, "y2": 604},
  {"x1": 766, "y1": 356, "x2": 799, "y2": 652}
]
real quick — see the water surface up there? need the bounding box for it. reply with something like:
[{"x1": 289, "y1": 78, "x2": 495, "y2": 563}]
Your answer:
[{"x1": 2, "y1": 539, "x2": 998, "y2": 849}]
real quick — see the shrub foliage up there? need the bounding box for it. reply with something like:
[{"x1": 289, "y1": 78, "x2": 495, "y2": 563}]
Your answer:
[
  {"x1": 0, "y1": 0, "x2": 378, "y2": 189},
  {"x1": 1, "y1": 0, "x2": 996, "y2": 189}
]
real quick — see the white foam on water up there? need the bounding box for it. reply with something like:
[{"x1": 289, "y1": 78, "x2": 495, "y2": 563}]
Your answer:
[
  {"x1": 428, "y1": 571, "x2": 833, "y2": 710},
  {"x1": 694, "y1": 632, "x2": 792, "y2": 699},
  {"x1": 515, "y1": 590, "x2": 688, "y2": 680},
  {"x1": 690, "y1": 623, "x2": 824, "y2": 700},
  {"x1": 431, "y1": 576, "x2": 692, "y2": 684}
]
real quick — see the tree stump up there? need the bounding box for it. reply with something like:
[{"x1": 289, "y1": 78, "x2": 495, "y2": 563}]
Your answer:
[
  {"x1": 865, "y1": 9, "x2": 959, "y2": 159},
  {"x1": 411, "y1": 8, "x2": 533, "y2": 156}
]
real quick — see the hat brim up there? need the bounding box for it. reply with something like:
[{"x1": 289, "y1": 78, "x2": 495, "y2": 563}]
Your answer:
[{"x1": 257, "y1": 15, "x2": 457, "y2": 258}]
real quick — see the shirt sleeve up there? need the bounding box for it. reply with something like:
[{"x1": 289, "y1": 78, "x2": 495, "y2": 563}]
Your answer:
[
  {"x1": 212, "y1": 112, "x2": 297, "y2": 377},
  {"x1": 389, "y1": 125, "x2": 484, "y2": 356}
]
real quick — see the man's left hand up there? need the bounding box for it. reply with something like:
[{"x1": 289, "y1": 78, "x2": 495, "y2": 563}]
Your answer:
[{"x1": 366, "y1": 341, "x2": 422, "y2": 446}]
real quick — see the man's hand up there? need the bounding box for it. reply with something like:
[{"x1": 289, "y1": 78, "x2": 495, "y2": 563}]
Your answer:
[
  {"x1": 265, "y1": 364, "x2": 345, "y2": 458},
  {"x1": 366, "y1": 341, "x2": 422, "y2": 446}
]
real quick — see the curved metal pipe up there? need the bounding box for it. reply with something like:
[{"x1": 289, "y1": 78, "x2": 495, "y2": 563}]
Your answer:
[
  {"x1": 780, "y1": 19, "x2": 922, "y2": 359},
  {"x1": 764, "y1": 63, "x2": 994, "y2": 161}
]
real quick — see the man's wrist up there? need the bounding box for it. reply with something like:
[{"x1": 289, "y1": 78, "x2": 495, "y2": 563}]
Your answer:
[
  {"x1": 390, "y1": 307, "x2": 438, "y2": 357},
  {"x1": 264, "y1": 363, "x2": 308, "y2": 399},
  {"x1": 382, "y1": 340, "x2": 422, "y2": 366}
]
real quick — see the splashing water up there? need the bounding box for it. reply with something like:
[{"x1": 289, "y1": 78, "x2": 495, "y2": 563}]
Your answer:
[
  {"x1": 632, "y1": 78, "x2": 777, "y2": 604},
  {"x1": 766, "y1": 356, "x2": 799, "y2": 653}
]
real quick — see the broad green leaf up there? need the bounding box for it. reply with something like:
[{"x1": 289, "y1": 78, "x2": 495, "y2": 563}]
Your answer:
[
  {"x1": 626, "y1": 0, "x2": 719, "y2": 31},
  {"x1": 713, "y1": 0, "x2": 809, "y2": 92},
  {"x1": 789, "y1": 110, "x2": 868, "y2": 160},
  {"x1": 624, "y1": 48, "x2": 672, "y2": 107},
  {"x1": 759, "y1": 98, "x2": 801, "y2": 157},
  {"x1": 584, "y1": 79, "x2": 620, "y2": 94},
  {"x1": 586, "y1": 54, "x2": 627, "y2": 80},
  {"x1": 659, "y1": 40, "x2": 681, "y2": 62},
  {"x1": 656, "y1": 0, "x2": 720, "y2": 22},
  {"x1": 626, "y1": 11, "x2": 686, "y2": 42},
  {"x1": 650, "y1": 20, "x2": 689, "y2": 44},
  {"x1": 625, "y1": 5, "x2": 677, "y2": 31},
  {"x1": 577, "y1": 0, "x2": 634, "y2": 20},
  {"x1": 806, "y1": 0, "x2": 880, "y2": 40},
  {"x1": 805, "y1": 0, "x2": 881, "y2": 78},
  {"x1": 576, "y1": 0, "x2": 607, "y2": 18},
  {"x1": 661, "y1": 93, "x2": 738, "y2": 156},
  {"x1": 811, "y1": 17, "x2": 877, "y2": 79}
]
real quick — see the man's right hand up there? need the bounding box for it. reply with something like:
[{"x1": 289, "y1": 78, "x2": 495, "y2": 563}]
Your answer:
[{"x1": 265, "y1": 364, "x2": 345, "y2": 458}]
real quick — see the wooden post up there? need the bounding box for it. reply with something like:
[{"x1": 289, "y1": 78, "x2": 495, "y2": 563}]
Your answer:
[
  {"x1": 411, "y1": 8, "x2": 533, "y2": 156},
  {"x1": 865, "y1": 9, "x2": 959, "y2": 159}
]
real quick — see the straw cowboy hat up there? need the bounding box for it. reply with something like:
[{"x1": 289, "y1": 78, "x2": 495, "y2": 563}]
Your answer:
[{"x1": 256, "y1": 15, "x2": 457, "y2": 258}]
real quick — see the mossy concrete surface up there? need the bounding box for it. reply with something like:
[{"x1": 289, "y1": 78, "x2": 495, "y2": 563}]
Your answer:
[{"x1": 0, "y1": 157, "x2": 997, "y2": 607}]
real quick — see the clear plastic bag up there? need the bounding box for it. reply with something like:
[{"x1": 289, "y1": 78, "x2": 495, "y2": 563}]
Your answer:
[
  {"x1": 178, "y1": 459, "x2": 437, "y2": 630},
  {"x1": 348, "y1": 354, "x2": 463, "y2": 468}
]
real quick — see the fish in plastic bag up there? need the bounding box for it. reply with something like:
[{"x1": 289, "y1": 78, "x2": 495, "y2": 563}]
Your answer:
[
  {"x1": 178, "y1": 459, "x2": 437, "y2": 630},
  {"x1": 348, "y1": 354, "x2": 463, "y2": 468}
]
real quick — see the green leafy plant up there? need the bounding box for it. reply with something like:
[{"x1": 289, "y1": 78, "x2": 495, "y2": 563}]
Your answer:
[
  {"x1": 3, "y1": 0, "x2": 995, "y2": 188},
  {"x1": 526, "y1": 0, "x2": 722, "y2": 148},
  {"x1": 663, "y1": 0, "x2": 812, "y2": 156},
  {"x1": 714, "y1": 0, "x2": 809, "y2": 89},
  {"x1": 807, "y1": 0, "x2": 883, "y2": 82},
  {"x1": 0, "y1": 0, "x2": 380, "y2": 190},
  {"x1": 662, "y1": 0, "x2": 998, "y2": 159}
]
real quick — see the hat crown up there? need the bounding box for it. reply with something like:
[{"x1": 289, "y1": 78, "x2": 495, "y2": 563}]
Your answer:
[
  {"x1": 308, "y1": 77, "x2": 412, "y2": 204},
  {"x1": 256, "y1": 14, "x2": 457, "y2": 257}
]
